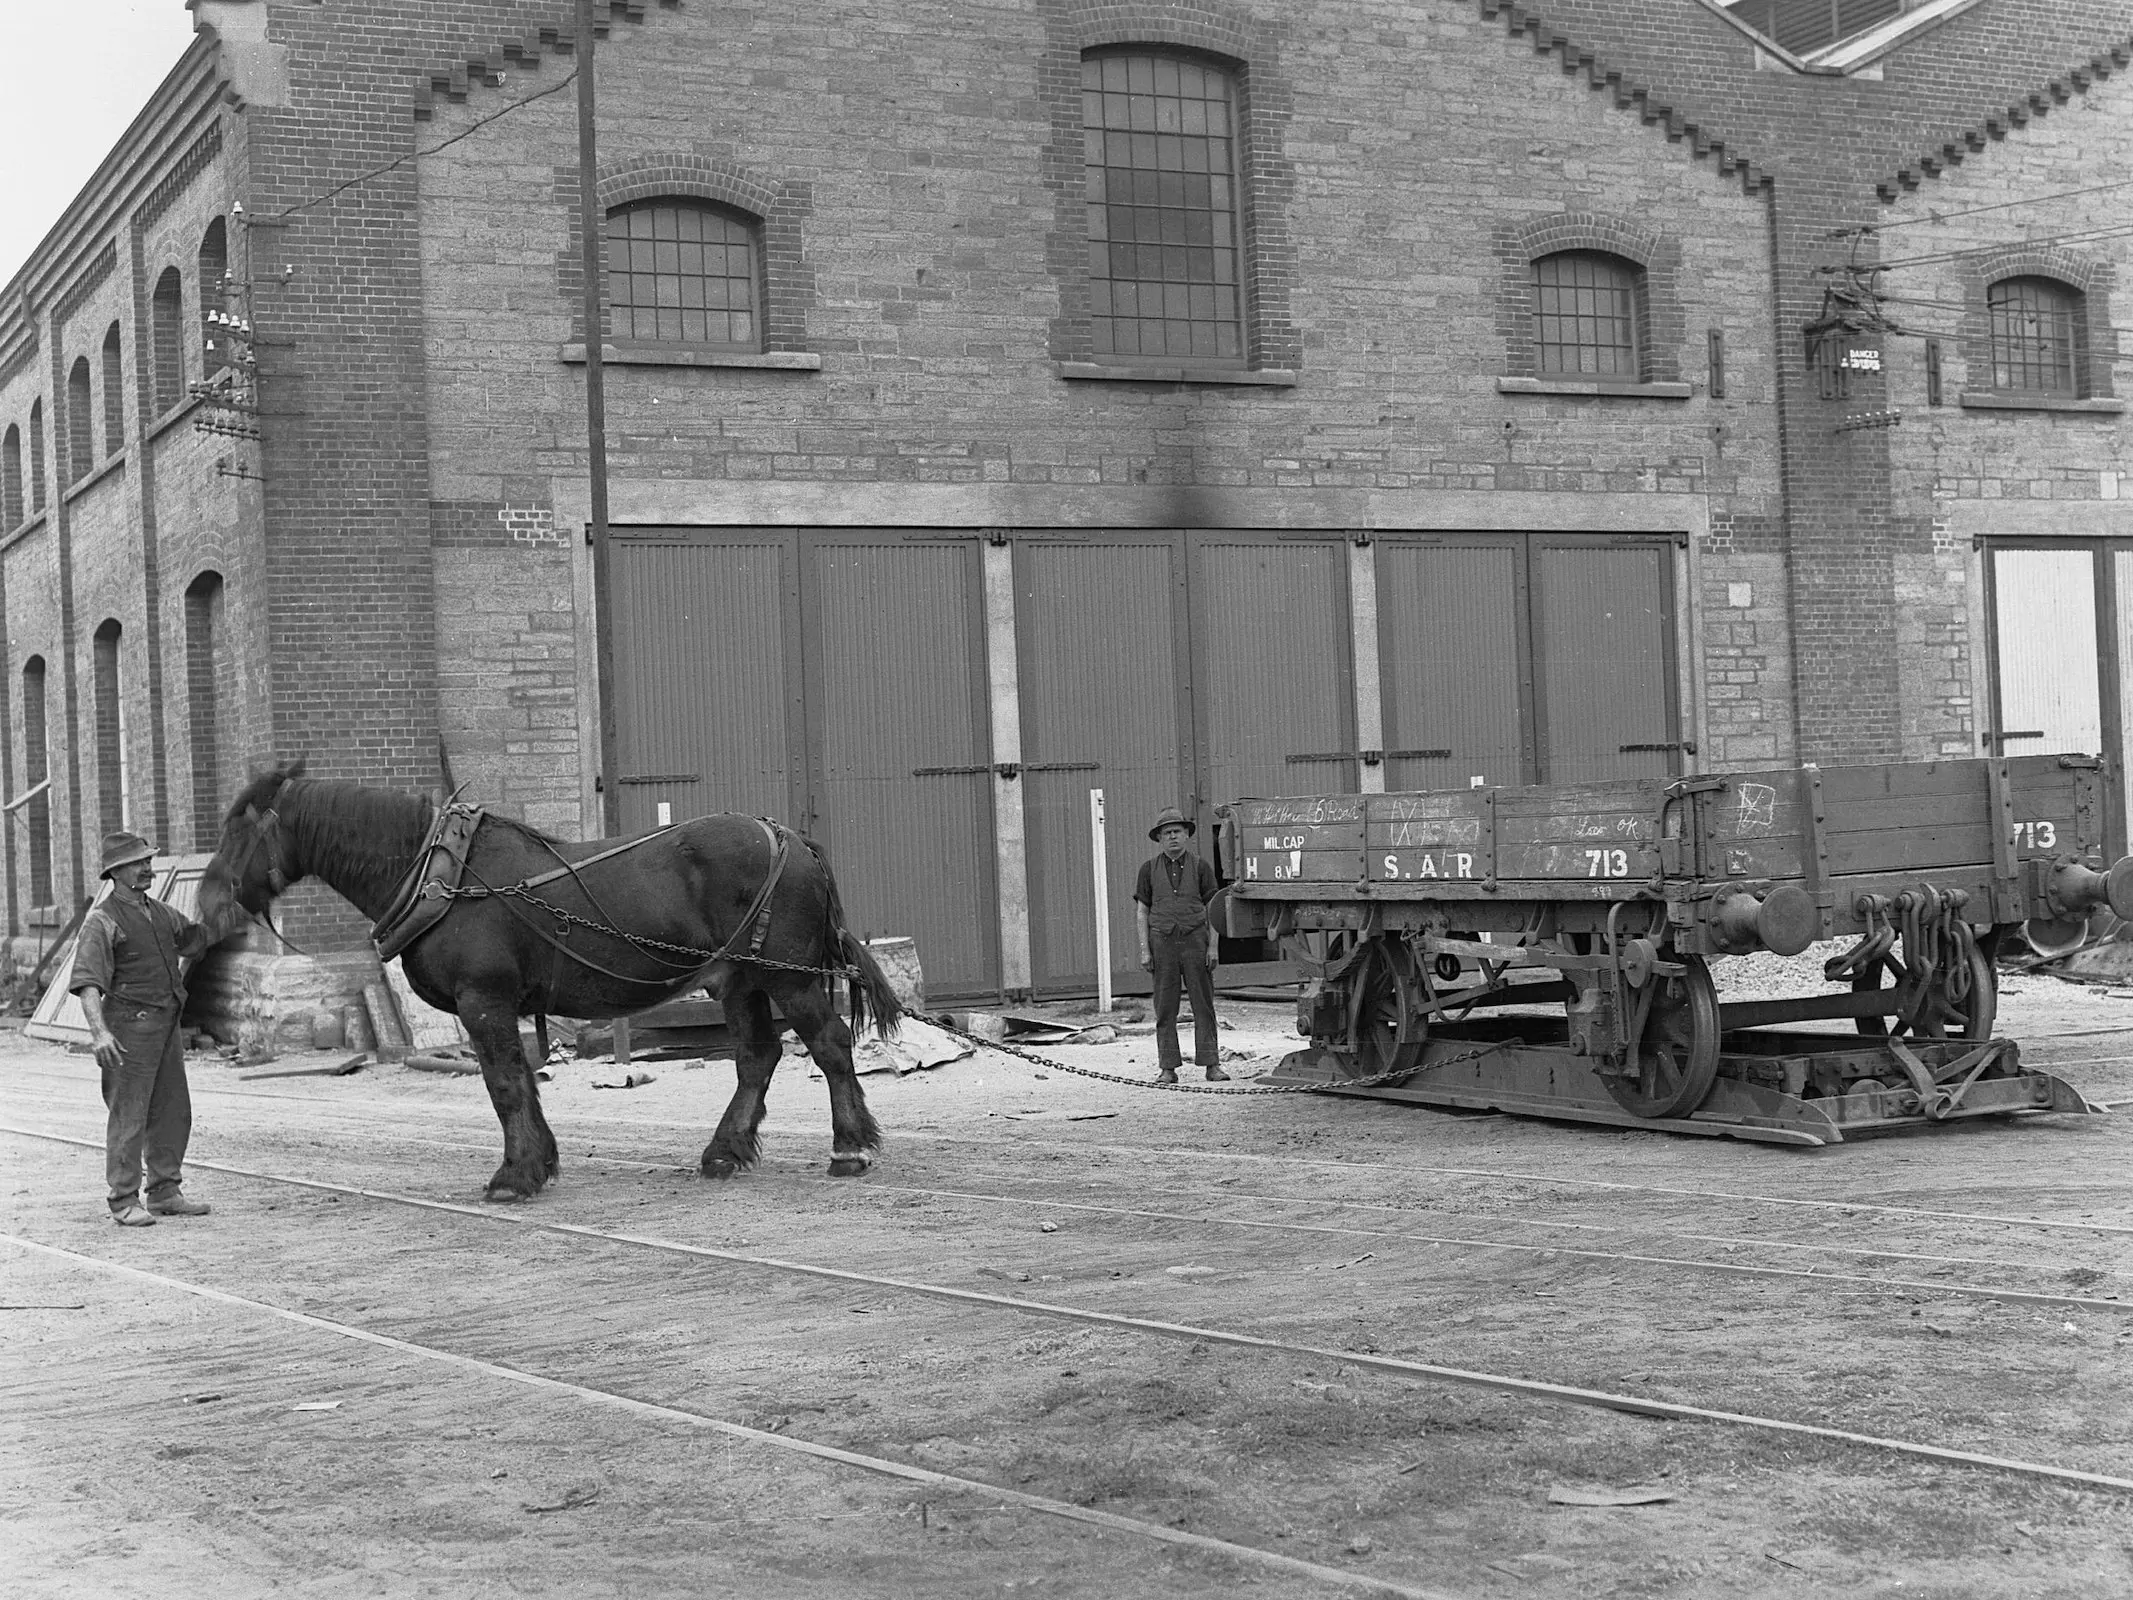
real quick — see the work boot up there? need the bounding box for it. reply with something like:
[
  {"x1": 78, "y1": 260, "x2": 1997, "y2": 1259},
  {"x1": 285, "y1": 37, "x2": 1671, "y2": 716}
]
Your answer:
[
  {"x1": 147, "y1": 1192, "x2": 211, "y2": 1217},
  {"x1": 112, "y1": 1205, "x2": 157, "y2": 1228},
  {"x1": 1204, "y1": 1065, "x2": 1231, "y2": 1083},
  {"x1": 1155, "y1": 1067, "x2": 1179, "y2": 1085}
]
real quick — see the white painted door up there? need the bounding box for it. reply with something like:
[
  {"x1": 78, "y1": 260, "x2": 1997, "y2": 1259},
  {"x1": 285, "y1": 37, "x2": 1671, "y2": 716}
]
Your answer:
[{"x1": 1990, "y1": 547, "x2": 2102, "y2": 757}]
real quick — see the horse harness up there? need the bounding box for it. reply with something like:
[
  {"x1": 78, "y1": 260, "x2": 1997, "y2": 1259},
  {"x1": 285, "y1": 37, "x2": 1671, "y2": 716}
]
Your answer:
[{"x1": 367, "y1": 801, "x2": 844, "y2": 988}]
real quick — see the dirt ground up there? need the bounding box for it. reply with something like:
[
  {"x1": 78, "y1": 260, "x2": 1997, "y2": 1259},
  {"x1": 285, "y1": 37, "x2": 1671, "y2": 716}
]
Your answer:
[{"x1": 7, "y1": 962, "x2": 2133, "y2": 1599}]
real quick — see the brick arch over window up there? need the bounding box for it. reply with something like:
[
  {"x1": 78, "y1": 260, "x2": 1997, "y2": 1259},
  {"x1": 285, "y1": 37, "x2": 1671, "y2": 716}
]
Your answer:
[
  {"x1": 1497, "y1": 212, "x2": 1682, "y2": 383},
  {"x1": 21, "y1": 654, "x2": 52, "y2": 906},
  {"x1": 151, "y1": 266, "x2": 185, "y2": 413},
  {"x1": 198, "y1": 215, "x2": 228, "y2": 376},
  {"x1": 561, "y1": 155, "x2": 814, "y2": 352},
  {"x1": 66, "y1": 357, "x2": 94, "y2": 484},
  {"x1": 1961, "y1": 244, "x2": 2117, "y2": 400},
  {"x1": 184, "y1": 570, "x2": 227, "y2": 847},
  {"x1": 2, "y1": 425, "x2": 20, "y2": 529},
  {"x1": 102, "y1": 323, "x2": 124, "y2": 455},
  {"x1": 27, "y1": 399, "x2": 44, "y2": 512},
  {"x1": 1041, "y1": 5, "x2": 1298, "y2": 371},
  {"x1": 92, "y1": 619, "x2": 125, "y2": 837}
]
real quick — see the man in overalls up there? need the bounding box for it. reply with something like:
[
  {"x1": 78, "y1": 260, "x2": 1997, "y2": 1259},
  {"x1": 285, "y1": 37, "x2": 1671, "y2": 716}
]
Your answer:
[
  {"x1": 1134, "y1": 806, "x2": 1230, "y2": 1086},
  {"x1": 71, "y1": 832, "x2": 232, "y2": 1227}
]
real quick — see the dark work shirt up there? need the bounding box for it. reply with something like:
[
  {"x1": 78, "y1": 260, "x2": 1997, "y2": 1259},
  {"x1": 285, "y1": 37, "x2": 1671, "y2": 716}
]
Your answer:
[{"x1": 69, "y1": 893, "x2": 213, "y2": 1011}]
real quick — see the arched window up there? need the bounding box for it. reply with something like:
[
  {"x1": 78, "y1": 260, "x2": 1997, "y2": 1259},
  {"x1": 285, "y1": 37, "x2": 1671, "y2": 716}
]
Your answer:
[
  {"x1": 93, "y1": 619, "x2": 125, "y2": 836},
  {"x1": 1531, "y1": 251, "x2": 1643, "y2": 378},
  {"x1": 22, "y1": 655, "x2": 52, "y2": 906},
  {"x1": 603, "y1": 200, "x2": 760, "y2": 349},
  {"x1": 1, "y1": 425, "x2": 19, "y2": 529},
  {"x1": 102, "y1": 323, "x2": 124, "y2": 454},
  {"x1": 199, "y1": 217, "x2": 228, "y2": 375},
  {"x1": 27, "y1": 399, "x2": 44, "y2": 512},
  {"x1": 1988, "y1": 276, "x2": 2080, "y2": 394},
  {"x1": 66, "y1": 358, "x2": 93, "y2": 484},
  {"x1": 152, "y1": 266, "x2": 185, "y2": 413},
  {"x1": 185, "y1": 571, "x2": 226, "y2": 847},
  {"x1": 1082, "y1": 49, "x2": 1244, "y2": 363}
]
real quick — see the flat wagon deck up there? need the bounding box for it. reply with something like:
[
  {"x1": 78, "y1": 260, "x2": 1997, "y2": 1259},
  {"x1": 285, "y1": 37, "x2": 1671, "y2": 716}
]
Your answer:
[{"x1": 1221, "y1": 755, "x2": 2133, "y2": 1145}]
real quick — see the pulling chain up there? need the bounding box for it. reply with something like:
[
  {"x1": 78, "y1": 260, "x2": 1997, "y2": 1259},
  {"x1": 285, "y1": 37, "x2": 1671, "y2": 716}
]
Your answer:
[{"x1": 930, "y1": 1018, "x2": 1503, "y2": 1096}]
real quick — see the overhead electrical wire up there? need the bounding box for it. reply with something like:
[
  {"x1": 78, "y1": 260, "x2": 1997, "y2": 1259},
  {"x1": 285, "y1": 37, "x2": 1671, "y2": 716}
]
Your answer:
[
  {"x1": 1827, "y1": 175, "x2": 2133, "y2": 237},
  {"x1": 275, "y1": 68, "x2": 580, "y2": 220}
]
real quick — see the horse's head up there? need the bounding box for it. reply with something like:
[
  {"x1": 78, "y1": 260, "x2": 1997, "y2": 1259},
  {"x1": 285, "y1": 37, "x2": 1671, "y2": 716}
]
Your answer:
[{"x1": 200, "y1": 759, "x2": 309, "y2": 922}]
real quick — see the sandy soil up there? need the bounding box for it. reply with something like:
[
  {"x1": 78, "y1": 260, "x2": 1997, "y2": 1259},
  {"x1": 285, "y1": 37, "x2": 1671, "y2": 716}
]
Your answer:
[{"x1": 6, "y1": 966, "x2": 2133, "y2": 1598}]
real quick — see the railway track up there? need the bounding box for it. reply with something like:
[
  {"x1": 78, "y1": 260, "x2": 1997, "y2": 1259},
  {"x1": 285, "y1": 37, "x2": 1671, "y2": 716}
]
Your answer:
[
  {"x1": 7, "y1": 1107, "x2": 2133, "y2": 1499},
  {"x1": 5, "y1": 1055, "x2": 2132, "y2": 1312}
]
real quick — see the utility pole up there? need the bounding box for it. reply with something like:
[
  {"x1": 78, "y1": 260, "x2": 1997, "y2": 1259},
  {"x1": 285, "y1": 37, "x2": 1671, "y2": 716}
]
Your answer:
[{"x1": 576, "y1": 0, "x2": 621, "y2": 837}]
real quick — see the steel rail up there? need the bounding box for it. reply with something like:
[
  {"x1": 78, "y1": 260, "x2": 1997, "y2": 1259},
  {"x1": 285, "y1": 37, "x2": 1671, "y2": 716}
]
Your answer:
[
  {"x1": 0, "y1": 1231, "x2": 1454, "y2": 1600},
  {"x1": 8, "y1": 1075, "x2": 2124, "y2": 1289},
  {"x1": 6, "y1": 1124, "x2": 2133, "y2": 1495}
]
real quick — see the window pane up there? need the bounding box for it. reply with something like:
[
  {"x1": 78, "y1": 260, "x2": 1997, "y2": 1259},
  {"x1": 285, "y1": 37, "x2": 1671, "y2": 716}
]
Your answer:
[
  {"x1": 1531, "y1": 253, "x2": 1639, "y2": 377},
  {"x1": 603, "y1": 200, "x2": 759, "y2": 348},
  {"x1": 1988, "y1": 277, "x2": 2078, "y2": 393},
  {"x1": 1082, "y1": 52, "x2": 1246, "y2": 363}
]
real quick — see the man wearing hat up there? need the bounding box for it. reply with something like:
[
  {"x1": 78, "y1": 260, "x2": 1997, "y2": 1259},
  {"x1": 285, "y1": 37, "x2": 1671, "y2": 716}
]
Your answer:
[
  {"x1": 1133, "y1": 806, "x2": 1230, "y2": 1085},
  {"x1": 70, "y1": 832, "x2": 234, "y2": 1227}
]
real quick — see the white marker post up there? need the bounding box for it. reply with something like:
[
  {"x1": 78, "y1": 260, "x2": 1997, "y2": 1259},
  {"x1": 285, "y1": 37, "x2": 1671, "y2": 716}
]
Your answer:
[{"x1": 1089, "y1": 788, "x2": 1113, "y2": 1013}]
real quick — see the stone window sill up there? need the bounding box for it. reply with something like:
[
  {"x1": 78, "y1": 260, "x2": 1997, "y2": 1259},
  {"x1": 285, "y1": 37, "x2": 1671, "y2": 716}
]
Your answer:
[
  {"x1": 1496, "y1": 376, "x2": 1692, "y2": 399},
  {"x1": 1056, "y1": 361, "x2": 1298, "y2": 387},
  {"x1": 63, "y1": 452, "x2": 127, "y2": 504},
  {"x1": 0, "y1": 511, "x2": 48, "y2": 553},
  {"x1": 1957, "y1": 391, "x2": 2126, "y2": 414},
  {"x1": 560, "y1": 343, "x2": 822, "y2": 371}
]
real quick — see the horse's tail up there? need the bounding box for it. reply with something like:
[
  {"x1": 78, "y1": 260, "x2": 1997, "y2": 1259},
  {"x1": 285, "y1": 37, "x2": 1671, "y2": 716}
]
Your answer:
[{"x1": 805, "y1": 839, "x2": 903, "y2": 1037}]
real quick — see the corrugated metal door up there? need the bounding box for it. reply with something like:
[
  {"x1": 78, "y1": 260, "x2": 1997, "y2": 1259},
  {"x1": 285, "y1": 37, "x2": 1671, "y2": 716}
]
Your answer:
[
  {"x1": 1192, "y1": 534, "x2": 1355, "y2": 812},
  {"x1": 1989, "y1": 546, "x2": 2103, "y2": 760},
  {"x1": 1375, "y1": 538, "x2": 1528, "y2": 791},
  {"x1": 805, "y1": 534, "x2": 1000, "y2": 999},
  {"x1": 609, "y1": 534, "x2": 802, "y2": 831},
  {"x1": 1015, "y1": 535, "x2": 1189, "y2": 997},
  {"x1": 1532, "y1": 540, "x2": 1681, "y2": 782}
]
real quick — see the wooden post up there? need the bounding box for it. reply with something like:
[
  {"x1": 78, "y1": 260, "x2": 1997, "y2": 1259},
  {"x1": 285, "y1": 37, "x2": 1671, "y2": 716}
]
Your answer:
[
  {"x1": 1090, "y1": 788, "x2": 1112, "y2": 1013},
  {"x1": 577, "y1": 0, "x2": 621, "y2": 838}
]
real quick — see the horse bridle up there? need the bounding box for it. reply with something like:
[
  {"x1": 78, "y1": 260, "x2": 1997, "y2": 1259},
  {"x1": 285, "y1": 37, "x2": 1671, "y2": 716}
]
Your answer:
[{"x1": 233, "y1": 801, "x2": 297, "y2": 900}]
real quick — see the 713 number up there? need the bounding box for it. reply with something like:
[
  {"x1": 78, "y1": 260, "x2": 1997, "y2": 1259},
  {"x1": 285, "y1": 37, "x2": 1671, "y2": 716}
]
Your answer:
[{"x1": 1586, "y1": 848, "x2": 1630, "y2": 878}]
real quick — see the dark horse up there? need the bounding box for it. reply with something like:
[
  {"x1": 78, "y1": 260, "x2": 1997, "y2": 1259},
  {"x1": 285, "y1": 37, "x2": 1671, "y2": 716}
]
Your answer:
[{"x1": 198, "y1": 762, "x2": 901, "y2": 1199}]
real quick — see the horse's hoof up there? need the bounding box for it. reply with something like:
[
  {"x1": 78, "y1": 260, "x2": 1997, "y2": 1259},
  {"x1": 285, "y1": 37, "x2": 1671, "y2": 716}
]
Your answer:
[
  {"x1": 701, "y1": 1155, "x2": 739, "y2": 1181},
  {"x1": 827, "y1": 1153, "x2": 873, "y2": 1178},
  {"x1": 483, "y1": 1186, "x2": 530, "y2": 1204}
]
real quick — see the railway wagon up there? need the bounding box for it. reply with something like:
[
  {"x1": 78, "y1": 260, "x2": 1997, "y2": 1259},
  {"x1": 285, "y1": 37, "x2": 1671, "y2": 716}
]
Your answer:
[{"x1": 1220, "y1": 755, "x2": 2133, "y2": 1145}]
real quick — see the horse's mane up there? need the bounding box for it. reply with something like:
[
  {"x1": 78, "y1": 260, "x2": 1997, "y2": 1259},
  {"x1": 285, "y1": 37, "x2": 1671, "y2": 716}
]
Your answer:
[{"x1": 281, "y1": 778, "x2": 436, "y2": 895}]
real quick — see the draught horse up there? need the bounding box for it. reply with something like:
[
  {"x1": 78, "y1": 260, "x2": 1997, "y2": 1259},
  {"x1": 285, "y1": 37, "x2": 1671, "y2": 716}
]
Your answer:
[{"x1": 198, "y1": 762, "x2": 901, "y2": 1199}]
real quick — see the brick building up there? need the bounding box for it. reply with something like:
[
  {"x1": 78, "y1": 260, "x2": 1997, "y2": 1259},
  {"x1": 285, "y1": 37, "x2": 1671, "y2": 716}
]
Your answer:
[{"x1": 2, "y1": 0, "x2": 2128, "y2": 1018}]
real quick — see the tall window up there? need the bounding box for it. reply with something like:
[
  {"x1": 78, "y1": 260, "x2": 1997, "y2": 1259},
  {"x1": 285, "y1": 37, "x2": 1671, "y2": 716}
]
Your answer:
[
  {"x1": 93, "y1": 620, "x2": 125, "y2": 837},
  {"x1": 22, "y1": 656, "x2": 51, "y2": 907},
  {"x1": 199, "y1": 217, "x2": 228, "y2": 375},
  {"x1": 27, "y1": 399, "x2": 43, "y2": 512},
  {"x1": 102, "y1": 323, "x2": 124, "y2": 454},
  {"x1": 603, "y1": 201, "x2": 760, "y2": 348},
  {"x1": 1531, "y1": 252, "x2": 1642, "y2": 378},
  {"x1": 185, "y1": 571, "x2": 226, "y2": 847},
  {"x1": 152, "y1": 266, "x2": 184, "y2": 413},
  {"x1": 1, "y1": 425, "x2": 19, "y2": 529},
  {"x1": 1988, "y1": 276, "x2": 2079, "y2": 393},
  {"x1": 1082, "y1": 50, "x2": 1245, "y2": 363},
  {"x1": 66, "y1": 358, "x2": 93, "y2": 484}
]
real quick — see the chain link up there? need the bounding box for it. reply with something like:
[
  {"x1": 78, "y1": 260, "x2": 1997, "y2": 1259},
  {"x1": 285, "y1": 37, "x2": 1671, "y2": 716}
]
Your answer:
[{"x1": 929, "y1": 1017, "x2": 1504, "y2": 1096}]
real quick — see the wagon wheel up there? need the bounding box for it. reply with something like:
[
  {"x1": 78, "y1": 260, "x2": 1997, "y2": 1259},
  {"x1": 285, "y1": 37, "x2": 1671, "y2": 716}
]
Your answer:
[
  {"x1": 1604, "y1": 954, "x2": 1720, "y2": 1119},
  {"x1": 1337, "y1": 935, "x2": 1427, "y2": 1081},
  {"x1": 1852, "y1": 937, "x2": 1995, "y2": 1041}
]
